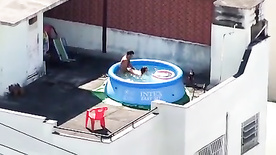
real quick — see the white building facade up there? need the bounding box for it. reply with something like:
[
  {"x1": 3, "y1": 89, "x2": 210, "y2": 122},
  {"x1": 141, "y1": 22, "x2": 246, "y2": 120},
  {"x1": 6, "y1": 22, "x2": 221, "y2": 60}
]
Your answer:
[
  {"x1": 0, "y1": 0, "x2": 67, "y2": 96},
  {"x1": 0, "y1": 0, "x2": 270, "y2": 154},
  {"x1": 265, "y1": 0, "x2": 276, "y2": 102},
  {"x1": 0, "y1": 37, "x2": 269, "y2": 155}
]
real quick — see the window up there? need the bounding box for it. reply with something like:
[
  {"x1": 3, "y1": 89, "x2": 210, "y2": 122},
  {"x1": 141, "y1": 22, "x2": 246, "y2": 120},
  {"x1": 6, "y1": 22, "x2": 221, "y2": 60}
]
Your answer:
[
  {"x1": 195, "y1": 135, "x2": 225, "y2": 155},
  {"x1": 241, "y1": 113, "x2": 259, "y2": 154}
]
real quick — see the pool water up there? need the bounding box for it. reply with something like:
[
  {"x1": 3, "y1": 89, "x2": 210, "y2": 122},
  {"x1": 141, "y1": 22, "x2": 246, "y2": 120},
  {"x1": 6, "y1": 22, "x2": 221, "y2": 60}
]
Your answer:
[{"x1": 116, "y1": 65, "x2": 175, "y2": 82}]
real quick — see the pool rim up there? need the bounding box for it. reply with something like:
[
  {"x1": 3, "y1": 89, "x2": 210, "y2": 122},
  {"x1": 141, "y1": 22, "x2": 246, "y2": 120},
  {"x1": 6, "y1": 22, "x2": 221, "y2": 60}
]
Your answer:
[{"x1": 107, "y1": 59, "x2": 183, "y2": 87}]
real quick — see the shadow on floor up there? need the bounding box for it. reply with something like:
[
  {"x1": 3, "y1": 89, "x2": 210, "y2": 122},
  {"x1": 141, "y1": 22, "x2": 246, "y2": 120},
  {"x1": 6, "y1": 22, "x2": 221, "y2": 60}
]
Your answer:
[
  {"x1": 0, "y1": 51, "x2": 118, "y2": 125},
  {"x1": 86, "y1": 127, "x2": 111, "y2": 135}
]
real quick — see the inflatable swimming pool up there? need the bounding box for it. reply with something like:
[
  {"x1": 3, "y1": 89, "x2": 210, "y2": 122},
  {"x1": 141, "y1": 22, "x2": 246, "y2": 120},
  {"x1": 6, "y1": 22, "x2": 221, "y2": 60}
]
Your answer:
[{"x1": 105, "y1": 59, "x2": 185, "y2": 106}]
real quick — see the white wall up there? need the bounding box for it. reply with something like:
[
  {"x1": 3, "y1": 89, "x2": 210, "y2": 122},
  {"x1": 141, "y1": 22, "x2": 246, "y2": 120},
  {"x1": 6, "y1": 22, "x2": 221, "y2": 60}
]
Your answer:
[
  {"x1": 184, "y1": 39, "x2": 269, "y2": 155},
  {"x1": 110, "y1": 103, "x2": 186, "y2": 155},
  {"x1": 53, "y1": 115, "x2": 164, "y2": 155},
  {"x1": 0, "y1": 108, "x2": 69, "y2": 155},
  {"x1": 26, "y1": 12, "x2": 44, "y2": 82},
  {"x1": 210, "y1": 24, "x2": 251, "y2": 84},
  {"x1": 52, "y1": 106, "x2": 185, "y2": 155},
  {"x1": 0, "y1": 21, "x2": 28, "y2": 95},
  {"x1": 266, "y1": 102, "x2": 276, "y2": 155},
  {"x1": 0, "y1": 12, "x2": 44, "y2": 96},
  {"x1": 0, "y1": 105, "x2": 184, "y2": 155},
  {"x1": 52, "y1": 135, "x2": 108, "y2": 155},
  {"x1": 43, "y1": 18, "x2": 210, "y2": 75},
  {"x1": 264, "y1": 0, "x2": 276, "y2": 102}
]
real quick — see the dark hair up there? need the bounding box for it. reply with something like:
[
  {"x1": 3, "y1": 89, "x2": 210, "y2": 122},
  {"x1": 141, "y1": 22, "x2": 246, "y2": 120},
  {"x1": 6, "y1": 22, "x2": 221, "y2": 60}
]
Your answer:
[
  {"x1": 127, "y1": 51, "x2": 134, "y2": 55},
  {"x1": 140, "y1": 67, "x2": 148, "y2": 74}
]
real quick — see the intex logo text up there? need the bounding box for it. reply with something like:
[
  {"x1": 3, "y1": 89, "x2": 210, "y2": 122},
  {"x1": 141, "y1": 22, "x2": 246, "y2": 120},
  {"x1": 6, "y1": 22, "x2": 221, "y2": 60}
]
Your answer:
[{"x1": 140, "y1": 91, "x2": 162, "y2": 101}]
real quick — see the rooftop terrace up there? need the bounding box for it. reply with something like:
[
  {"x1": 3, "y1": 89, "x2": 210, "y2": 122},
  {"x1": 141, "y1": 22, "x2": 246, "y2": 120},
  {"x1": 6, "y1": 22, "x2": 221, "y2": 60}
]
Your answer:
[{"x1": 0, "y1": 49, "x2": 207, "y2": 141}]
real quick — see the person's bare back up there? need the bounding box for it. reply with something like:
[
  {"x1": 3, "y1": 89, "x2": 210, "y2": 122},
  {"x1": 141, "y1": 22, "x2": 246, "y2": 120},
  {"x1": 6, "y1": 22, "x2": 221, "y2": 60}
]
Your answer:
[
  {"x1": 120, "y1": 55, "x2": 130, "y2": 73},
  {"x1": 120, "y1": 51, "x2": 134, "y2": 73}
]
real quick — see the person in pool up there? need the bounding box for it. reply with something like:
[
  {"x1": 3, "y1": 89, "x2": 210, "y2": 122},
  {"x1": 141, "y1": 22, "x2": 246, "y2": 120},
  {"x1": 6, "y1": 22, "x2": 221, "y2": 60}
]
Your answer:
[
  {"x1": 120, "y1": 51, "x2": 135, "y2": 73},
  {"x1": 131, "y1": 67, "x2": 148, "y2": 77}
]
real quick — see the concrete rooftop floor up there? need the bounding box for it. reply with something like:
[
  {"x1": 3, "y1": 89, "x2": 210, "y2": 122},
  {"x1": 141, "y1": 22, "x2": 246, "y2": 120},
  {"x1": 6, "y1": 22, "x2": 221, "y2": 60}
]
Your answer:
[{"x1": 0, "y1": 49, "x2": 208, "y2": 140}]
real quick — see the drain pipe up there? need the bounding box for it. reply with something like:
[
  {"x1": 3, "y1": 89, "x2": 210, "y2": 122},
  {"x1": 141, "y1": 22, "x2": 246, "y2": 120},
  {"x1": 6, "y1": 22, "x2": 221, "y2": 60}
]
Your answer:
[
  {"x1": 102, "y1": 0, "x2": 108, "y2": 53},
  {"x1": 225, "y1": 112, "x2": 229, "y2": 155}
]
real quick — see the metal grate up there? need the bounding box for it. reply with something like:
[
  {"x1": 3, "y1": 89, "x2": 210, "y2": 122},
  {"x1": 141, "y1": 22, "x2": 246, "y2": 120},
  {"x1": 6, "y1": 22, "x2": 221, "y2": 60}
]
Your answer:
[
  {"x1": 241, "y1": 113, "x2": 259, "y2": 154},
  {"x1": 195, "y1": 135, "x2": 225, "y2": 155}
]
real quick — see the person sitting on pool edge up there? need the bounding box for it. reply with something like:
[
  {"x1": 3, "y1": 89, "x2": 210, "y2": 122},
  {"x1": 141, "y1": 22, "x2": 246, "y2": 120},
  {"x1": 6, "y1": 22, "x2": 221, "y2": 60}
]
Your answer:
[{"x1": 120, "y1": 51, "x2": 135, "y2": 73}]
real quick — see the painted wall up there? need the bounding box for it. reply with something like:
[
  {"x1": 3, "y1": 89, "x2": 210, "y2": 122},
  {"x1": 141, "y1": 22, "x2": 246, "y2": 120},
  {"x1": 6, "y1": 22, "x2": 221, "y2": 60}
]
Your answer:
[
  {"x1": 0, "y1": 12, "x2": 44, "y2": 96},
  {"x1": 0, "y1": 109, "x2": 64, "y2": 155},
  {"x1": 44, "y1": 0, "x2": 214, "y2": 45},
  {"x1": 210, "y1": 24, "x2": 251, "y2": 84},
  {"x1": 109, "y1": 104, "x2": 186, "y2": 155},
  {"x1": 52, "y1": 134, "x2": 108, "y2": 154},
  {"x1": 0, "y1": 22, "x2": 28, "y2": 95},
  {"x1": 264, "y1": 0, "x2": 276, "y2": 102},
  {"x1": 53, "y1": 114, "x2": 167, "y2": 155},
  {"x1": 266, "y1": 102, "x2": 276, "y2": 155},
  {"x1": 44, "y1": 18, "x2": 211, "y2": 76},
  {"x1": 183, "y1": 39, "x2": 269, "y2": 155},
  {"x1": 0, "y1": 106, "x2": 182, "y2": 155}
]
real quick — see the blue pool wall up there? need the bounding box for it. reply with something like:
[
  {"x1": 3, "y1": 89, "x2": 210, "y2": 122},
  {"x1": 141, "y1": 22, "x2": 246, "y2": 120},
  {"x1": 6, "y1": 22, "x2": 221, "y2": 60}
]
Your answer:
[{"x1": 106, "y1": 59, "x2": 185, "y2": 106}]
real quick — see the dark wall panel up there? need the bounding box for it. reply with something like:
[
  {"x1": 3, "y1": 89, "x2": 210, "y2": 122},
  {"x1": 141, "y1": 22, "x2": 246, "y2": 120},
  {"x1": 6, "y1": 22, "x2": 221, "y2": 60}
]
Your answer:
[{"x1": 45, "y1": 0, "x2": 214, "y2": 45}]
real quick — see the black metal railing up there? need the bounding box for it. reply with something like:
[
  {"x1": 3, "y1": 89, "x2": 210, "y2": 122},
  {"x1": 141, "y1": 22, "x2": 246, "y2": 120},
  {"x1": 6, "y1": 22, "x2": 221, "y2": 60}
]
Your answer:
[
  {"x1": 109, "y1": 107, "x2": 158, "y2": 139},
  {"x1": 253, "y1": 21, "x2": 268, "y2": 41},
  {"x1": 53, "y1": 126, "x2": 110, "y2": 138}
]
